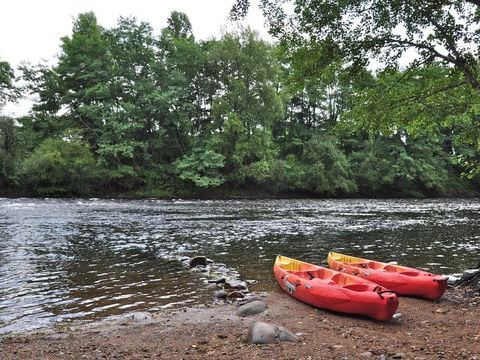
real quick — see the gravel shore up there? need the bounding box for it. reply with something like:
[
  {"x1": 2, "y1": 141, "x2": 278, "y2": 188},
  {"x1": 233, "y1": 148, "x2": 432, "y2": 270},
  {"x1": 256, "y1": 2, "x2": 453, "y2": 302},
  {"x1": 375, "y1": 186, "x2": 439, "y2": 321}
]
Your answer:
[{"x1": 1, "y1": 288, "x2": 479, "y2": 359}]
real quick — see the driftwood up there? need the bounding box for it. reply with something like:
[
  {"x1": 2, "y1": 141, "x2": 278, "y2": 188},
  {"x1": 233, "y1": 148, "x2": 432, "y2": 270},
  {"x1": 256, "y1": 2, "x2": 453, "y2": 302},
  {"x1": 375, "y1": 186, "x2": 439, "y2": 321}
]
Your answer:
[
  {"x1": 445, "y1": 265, "x2": 480, "y2": 305},
  {"x1": 455, "y1": 270, "x2": 480, "y2": 293}
]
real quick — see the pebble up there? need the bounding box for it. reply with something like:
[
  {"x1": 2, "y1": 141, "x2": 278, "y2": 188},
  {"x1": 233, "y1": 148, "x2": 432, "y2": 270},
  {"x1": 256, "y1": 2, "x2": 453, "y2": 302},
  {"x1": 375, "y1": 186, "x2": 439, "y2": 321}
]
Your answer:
[
  {"x1": 435, "y1": 308, "x2": 450, "y2": 314},
  {"x1": 360, "y1": 351, "x2": 373, "y2": 357},
  {"x1": 392, "y1": 353, "x2": 406, "y2": 359}
]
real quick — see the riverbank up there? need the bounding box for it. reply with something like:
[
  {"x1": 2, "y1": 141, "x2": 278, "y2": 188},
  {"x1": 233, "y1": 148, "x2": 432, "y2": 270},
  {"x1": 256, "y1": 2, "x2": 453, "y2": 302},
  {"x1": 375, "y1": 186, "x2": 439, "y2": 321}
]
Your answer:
[
  {"x1": 1, "y1": 288, "x2": 479, "y2": 360},
  {"x1": 2, "y1": 183, "x2": 479, "y2": 200}
]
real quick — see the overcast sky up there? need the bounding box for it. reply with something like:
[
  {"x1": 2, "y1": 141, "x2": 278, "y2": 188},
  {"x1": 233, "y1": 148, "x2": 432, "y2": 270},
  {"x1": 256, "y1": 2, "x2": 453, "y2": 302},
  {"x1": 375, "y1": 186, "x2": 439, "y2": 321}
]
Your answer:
[
  {"x1": 0, "y1": 0, "x2": 267, "y2": 67},
  {"x1": 0, "y1": 0, "x2": 267, "y2": 116}
]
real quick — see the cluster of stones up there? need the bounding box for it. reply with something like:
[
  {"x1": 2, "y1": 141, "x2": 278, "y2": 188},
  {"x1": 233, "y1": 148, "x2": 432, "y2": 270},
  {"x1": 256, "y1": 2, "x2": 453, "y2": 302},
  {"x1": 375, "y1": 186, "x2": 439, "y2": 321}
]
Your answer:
[
  {"x1": 181, "y1": 255, "x2": 253, "y2": 303},
  {"x1": 182, "y1": 255, "x2": 298, "y2": 344}
]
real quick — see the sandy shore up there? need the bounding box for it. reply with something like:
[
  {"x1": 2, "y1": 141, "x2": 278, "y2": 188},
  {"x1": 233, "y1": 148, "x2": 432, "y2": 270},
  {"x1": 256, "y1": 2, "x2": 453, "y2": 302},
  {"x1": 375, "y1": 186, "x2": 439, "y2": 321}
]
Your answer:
[{"x1": 1, "y1": 289, "x2": 479, "y2": 359}]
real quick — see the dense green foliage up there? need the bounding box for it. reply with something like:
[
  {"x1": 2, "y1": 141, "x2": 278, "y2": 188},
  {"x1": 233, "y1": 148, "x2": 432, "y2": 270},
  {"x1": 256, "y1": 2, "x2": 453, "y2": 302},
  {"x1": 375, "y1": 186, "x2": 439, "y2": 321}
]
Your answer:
[
  {"x1": 233, "y1": 0, "x2": 480, "y2": 183},
  {"x1": 0, "y1": 9, "x2": 479, "y2": 198}
]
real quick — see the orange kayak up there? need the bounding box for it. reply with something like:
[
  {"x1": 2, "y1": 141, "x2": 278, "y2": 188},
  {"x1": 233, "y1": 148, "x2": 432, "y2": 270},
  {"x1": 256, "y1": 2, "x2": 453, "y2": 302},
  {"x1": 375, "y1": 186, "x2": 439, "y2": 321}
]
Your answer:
[
  {"x1": 327, "y1": 252, "x2": 448, "y2": 301},
  {"x1": 273, "y1": 255, "x2": 399, "y2": 321}
]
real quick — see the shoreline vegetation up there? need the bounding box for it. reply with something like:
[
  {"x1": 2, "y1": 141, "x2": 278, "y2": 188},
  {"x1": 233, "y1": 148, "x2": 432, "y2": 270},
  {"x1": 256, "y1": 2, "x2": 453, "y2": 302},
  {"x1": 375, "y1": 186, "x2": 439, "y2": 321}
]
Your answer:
[{"x1": 2, "y1": 10, "x2": 480, "y2": 200}]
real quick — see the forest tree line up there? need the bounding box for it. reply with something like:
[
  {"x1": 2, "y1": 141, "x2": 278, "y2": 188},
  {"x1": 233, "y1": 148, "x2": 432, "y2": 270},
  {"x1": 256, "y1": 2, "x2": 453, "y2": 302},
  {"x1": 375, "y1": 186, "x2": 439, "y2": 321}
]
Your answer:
[{"x1": 0, "y1": 9, "x2": 479, "y2": 198}]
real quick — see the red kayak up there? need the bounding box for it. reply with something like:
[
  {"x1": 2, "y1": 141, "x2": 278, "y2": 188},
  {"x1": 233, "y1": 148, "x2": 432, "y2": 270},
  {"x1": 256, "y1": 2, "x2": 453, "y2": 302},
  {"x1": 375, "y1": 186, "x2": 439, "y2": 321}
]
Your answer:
[
  {"x1": 327, "y1": 252, "x2": 448, "y2": 301},
  {"x1": 273, "y1": 255, "x2": 399, "y2": 321}
]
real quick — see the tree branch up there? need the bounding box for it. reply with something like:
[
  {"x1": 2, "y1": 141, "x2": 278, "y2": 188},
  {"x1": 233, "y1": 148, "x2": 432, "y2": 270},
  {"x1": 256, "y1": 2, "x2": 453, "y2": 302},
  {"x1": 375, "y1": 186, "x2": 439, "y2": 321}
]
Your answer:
[{"x1": 388, "y1": 81, "x2": 468, "y2": 109}]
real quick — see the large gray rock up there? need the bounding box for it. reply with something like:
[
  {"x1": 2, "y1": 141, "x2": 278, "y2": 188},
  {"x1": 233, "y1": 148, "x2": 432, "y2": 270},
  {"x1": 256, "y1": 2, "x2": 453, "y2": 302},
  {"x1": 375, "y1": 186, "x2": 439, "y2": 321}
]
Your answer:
[
  {"x1": 247, "y1": 321, "x2": 299, "y2": 344},
  {"x1": 236, "y1": 300, "x2": 268, "y2": 317}
]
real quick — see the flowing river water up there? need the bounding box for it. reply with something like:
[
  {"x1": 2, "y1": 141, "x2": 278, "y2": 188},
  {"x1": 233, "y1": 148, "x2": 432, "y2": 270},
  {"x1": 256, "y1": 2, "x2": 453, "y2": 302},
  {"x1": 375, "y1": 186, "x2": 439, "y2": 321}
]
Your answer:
[{"x1": 1, "y1": 198, "x2": 480, "y2": 335}]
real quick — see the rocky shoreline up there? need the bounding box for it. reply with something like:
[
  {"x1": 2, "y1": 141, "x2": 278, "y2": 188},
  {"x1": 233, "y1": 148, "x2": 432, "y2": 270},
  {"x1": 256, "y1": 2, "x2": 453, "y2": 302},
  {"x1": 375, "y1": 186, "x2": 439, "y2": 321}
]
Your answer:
[
  {"x1": 2, "y1": 258, "x2": 479, "y2": 359},
  {"x1": 1, "y1": 286, "x2": 479, "y2": 360}
]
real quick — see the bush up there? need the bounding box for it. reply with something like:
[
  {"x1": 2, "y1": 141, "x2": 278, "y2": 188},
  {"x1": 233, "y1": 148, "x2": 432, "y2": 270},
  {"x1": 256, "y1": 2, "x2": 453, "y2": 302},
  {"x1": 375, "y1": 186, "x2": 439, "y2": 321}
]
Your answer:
[{"x1": 16, "y1": 138, "x2": 103, "y2": 196}]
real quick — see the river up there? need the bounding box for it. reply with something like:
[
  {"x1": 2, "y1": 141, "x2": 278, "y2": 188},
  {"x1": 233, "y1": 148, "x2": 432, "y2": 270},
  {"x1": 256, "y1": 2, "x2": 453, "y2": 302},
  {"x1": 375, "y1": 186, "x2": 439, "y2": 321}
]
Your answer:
[{"x1": 1, "y1": 198, "x2": 479, "y2": 334}]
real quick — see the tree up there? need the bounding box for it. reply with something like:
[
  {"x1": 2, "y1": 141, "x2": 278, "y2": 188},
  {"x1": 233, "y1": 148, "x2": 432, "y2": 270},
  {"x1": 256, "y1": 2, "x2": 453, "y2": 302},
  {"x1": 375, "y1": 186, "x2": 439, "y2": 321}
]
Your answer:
[
  {"x1": 0, "y1": 60, "x2": 18, "y2": 110},
  {"x1": 344, "y1": 132, "x2": 463, "y2": 196},
  {"x1": 232, "y1": 1, "x2": 480, "y2": 94},
  {"x1": 300, "y1": 134, "x2": 357, "y2": 195},
  {"x1": 174, "y1": 148, "x2": 225, "y2": 188},
  {"x1": 196, "y1": 29, "x2": 284, "y2": 185},
  {"x1": 207, "y1": 28, "x2": 284, "y2": 134},
  {"x1": 231, "y1": 1, "x2": 480, "y2": 177},
  {"x1": 165, "y1": 11, "x2": 194, "y2": 40},
  {"x1": 25, "y1": 12, "x2": 113, "y2": 147},
  {"x1": 0, "y1": 117, "x2": 18, "y2": 187}
]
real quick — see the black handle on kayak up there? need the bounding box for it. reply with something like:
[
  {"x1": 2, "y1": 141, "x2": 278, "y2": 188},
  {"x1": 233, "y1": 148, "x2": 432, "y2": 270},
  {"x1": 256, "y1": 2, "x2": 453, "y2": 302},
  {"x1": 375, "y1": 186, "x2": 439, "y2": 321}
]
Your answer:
[{"x1": 373, "y1": 285, "x2": 396, "y2": 299}]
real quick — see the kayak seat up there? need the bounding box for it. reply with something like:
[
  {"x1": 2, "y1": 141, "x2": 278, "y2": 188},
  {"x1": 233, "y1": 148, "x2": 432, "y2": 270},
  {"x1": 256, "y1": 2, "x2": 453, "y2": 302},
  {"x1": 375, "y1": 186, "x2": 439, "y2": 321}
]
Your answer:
[
  {"x1": 342, "y1": 284, "x2": 370, "y2": 292},
  {"x1": 367, "y1": 262, "x2": 385, "y2": 270},
  {"x1": 384, "y1": 265, "x2": 409, "y2": 272},
  {"x1": 289, "y1": 271, "x2": 313, "y2": 279},
  {"x1": 331, "y1": 273, "x2": 356, "y2": 286}
]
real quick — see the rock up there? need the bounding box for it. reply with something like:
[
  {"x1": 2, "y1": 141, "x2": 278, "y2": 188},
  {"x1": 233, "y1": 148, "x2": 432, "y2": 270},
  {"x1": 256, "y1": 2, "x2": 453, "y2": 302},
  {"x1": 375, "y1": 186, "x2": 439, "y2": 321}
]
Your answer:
[
  {"x1": 246, "y1": 321, "x2": 299, "y2": 344},
  {"x1": 392, "y1": 353, "x2": 406, "y2": 359},
  {"x1": 131, "y1": 312, "x2": 151, "y2": 321},
  {"x1": 236, "y1": 300, "x2": 268, "y2": 317},
  {"x1": 247, "y1": 322, "x2": 276, "y2": 344},
  {"x1": 277, "y1": 325, "x2": 300, "y2": 342},
  {"x1": 214, "y1": 290, "x2": 227, "y2": 300},
  {"x1": 189, "y1": 256, "x2": 208, "y2": 268},
  {"x1": 207, "y1": 277, "x2": 226, "y2": 284},
  {"x1": 224, "y1": 279, "x2": 248, "y2": 291},
  {"x1": 194, "y1": 265, "x2": 208, "y2": 272},
  {"x1": 243, "y1": 294, "x2": 262, "y2": 303},
  {"x1": 435, "y1": 307, "x2": 450, "y2": 314},
  {"x1": 227, "y1": 290, "x2": 245, "y2": 299},
  {"x1": 377, "y1": 355, "x2": 388, "y2": 360},
  {"x1": 360, "y1": 351, "x2": 373, "y2": 357},
  {"x1": 391, "y1": 313, "x2": 402, "y2": 322}
]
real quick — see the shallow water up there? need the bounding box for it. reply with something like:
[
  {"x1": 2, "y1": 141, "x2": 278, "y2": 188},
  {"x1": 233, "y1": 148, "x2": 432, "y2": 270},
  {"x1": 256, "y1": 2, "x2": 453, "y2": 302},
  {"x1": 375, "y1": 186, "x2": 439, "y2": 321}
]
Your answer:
[{"x1": 1, "y1": 198, "x2": 479, "y2": 334}]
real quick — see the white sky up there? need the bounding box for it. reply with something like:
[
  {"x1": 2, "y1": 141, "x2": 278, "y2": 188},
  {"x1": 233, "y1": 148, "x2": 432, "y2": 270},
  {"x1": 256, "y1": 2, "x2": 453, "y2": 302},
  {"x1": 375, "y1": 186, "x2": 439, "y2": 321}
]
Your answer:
[
  {"x1": 0, "y1": 0, "x2": 267, "y2": 67},
  {"x1": 0, "y1": 1, "x2": 267, "y2": 116}
]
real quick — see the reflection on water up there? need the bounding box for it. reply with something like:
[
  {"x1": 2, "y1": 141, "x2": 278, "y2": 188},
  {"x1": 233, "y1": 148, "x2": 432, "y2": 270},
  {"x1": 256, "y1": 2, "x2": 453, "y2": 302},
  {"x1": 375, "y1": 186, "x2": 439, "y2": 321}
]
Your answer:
[{"x1": 1, "y1": 198, "x2": 480, "y2": 334}]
